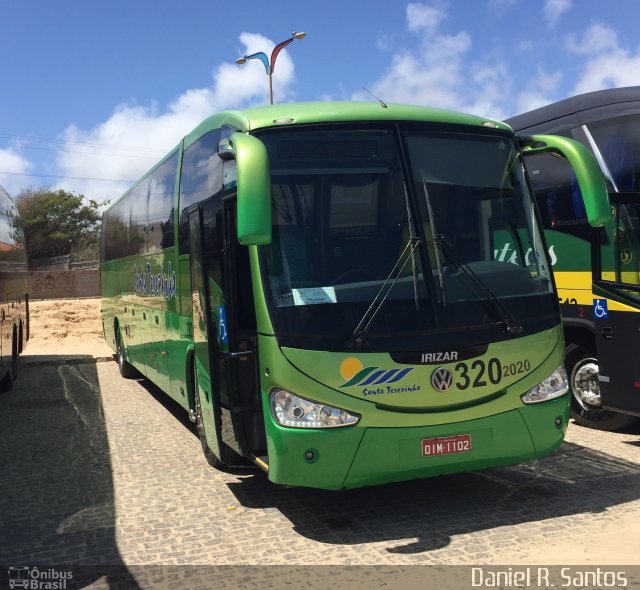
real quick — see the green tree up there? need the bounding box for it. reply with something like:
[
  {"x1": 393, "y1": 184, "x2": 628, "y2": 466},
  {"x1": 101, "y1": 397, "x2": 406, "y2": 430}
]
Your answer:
[{"x1": 13, "y1": 187, "x2": 103, "y2": 263}]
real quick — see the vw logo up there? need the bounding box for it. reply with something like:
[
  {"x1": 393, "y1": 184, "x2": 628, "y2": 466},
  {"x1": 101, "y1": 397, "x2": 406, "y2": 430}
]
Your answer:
[{"x1": 431, "y1": 367, "x2": 453, "y2": 392}]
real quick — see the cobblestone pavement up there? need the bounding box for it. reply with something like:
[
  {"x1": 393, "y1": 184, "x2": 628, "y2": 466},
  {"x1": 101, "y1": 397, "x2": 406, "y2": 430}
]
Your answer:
[{"x1": 1, "y1": 358, "x2": 639, "y2": 573}]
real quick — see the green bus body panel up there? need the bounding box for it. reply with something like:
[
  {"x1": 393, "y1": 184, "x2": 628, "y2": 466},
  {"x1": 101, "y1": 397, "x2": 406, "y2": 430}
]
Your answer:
[
  {"x1": 258, "y1": 326, "x2": 567, "y2": 489},
  {"x1": 343, "y1": 399, "x2": 568, "y2": 490},
  {"x1": 519, "y1": 134, "x2": 611, "y2": 228},
  {"x1": 101, "y1": 248, "x2": 192, "y2": 410},
  {"x1": 280, "y1": 328, "x2": 560, "y2": 411}
]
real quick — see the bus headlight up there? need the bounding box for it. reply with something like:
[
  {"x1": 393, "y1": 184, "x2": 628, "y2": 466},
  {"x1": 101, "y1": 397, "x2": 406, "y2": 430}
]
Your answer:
[
  {"x1": 270, "y1": 389, "x2": 360, "y2": 428},
  {"x1": 521, "y1": 365, "x2": 569, "y2": 404}
]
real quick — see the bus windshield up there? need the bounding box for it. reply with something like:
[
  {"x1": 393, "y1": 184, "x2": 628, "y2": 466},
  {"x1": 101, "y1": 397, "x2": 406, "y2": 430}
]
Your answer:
[{"x1": 256, "y1": 124, "x2": 556, "y2": 351}]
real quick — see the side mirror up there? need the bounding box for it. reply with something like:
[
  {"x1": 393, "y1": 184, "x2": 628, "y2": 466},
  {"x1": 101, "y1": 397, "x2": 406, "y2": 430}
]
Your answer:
[
  {"x1": 229, "y1": 132, "x2": 272, "y2": 245},
  {"x1": 518, "y1": 134, "x2": 612, "y2": 227}
]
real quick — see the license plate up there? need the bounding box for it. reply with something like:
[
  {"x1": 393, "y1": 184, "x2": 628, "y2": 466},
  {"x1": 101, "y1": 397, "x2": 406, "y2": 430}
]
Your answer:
[{"x1": 422, "y1": 434, "x2": 472, "y2": 457}]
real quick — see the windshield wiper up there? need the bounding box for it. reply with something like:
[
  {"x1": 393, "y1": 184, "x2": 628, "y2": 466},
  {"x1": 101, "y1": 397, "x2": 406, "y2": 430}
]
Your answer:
[
  {"x1": 423, "y1": 180, "x2": 446, "y2": 306},
  {"x1": 346, "y1": 237, "x2": 422, "y2": 349},
  {"x1": 436, "y1": 235, "x2": 523, "y2": 337}
]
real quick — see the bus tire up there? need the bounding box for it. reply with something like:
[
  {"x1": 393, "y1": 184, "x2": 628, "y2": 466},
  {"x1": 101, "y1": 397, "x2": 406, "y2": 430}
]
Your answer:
[
  {"x1": 193, "y1": 364, "x2": 242, "y2": 467},
  {"x1": 116, "y1": 328, "x2": 137, "y2": 379},
  {"x1": 565, "y1": 343, "x2": 637, "y2": 431}
]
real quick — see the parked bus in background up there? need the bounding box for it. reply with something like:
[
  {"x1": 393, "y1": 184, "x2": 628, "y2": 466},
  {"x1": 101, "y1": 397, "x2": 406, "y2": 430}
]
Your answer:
[
  {"x1": 101, "y1": 102, "x2": 610, "y2": 490},
  {"x1": 0, "y1": 184, "x2": 29, "y2": 392},
  {"x1": 507, "y1": 86, "x2": 640, "y2": 430}
]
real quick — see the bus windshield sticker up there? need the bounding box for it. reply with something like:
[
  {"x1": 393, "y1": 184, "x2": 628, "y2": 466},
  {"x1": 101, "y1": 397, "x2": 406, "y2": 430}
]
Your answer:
[{"x1": 292, "y1": 287, "x2": 337, "y2": 306}]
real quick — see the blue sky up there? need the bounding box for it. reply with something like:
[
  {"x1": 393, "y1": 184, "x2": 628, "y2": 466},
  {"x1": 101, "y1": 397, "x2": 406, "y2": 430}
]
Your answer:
[{"x1": 1, "y1": 0, "x2": 639, "y2": 203}]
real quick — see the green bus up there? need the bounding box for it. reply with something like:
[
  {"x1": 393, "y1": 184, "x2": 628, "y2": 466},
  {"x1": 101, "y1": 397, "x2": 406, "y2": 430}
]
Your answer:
[
  {"x1": 507, "y1": 86, "x2": 640, "y2": 430},
  {"x1": 101, "y1": 102, "x2": 610, "y2": 490},
  {"x1": 0, "y1": 184, "x2": 29, "y2": 393}
]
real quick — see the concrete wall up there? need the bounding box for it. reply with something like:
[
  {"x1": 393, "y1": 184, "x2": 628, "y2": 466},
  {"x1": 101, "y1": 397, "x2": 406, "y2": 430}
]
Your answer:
[{"x1": 28, "y1": 269, "x2": 100, "y2": 299}]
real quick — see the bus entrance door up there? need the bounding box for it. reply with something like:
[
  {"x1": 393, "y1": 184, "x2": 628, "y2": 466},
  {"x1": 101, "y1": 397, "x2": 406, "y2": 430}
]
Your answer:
[
  {"x1": 596, "y1": 307, "x2": 640, "y2": 416},
  {"x1": 596, "y1": 194, "x2": 640, "y2": 418},
  {"x1": 188, "y1": 206, "x2": 225, "y2": 463}
]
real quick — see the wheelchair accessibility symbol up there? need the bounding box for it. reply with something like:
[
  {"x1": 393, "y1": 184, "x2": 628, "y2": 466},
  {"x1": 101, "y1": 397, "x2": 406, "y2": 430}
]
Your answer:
[{"x1": 593, "y1": 298, "x2": 608, "y2": 319}]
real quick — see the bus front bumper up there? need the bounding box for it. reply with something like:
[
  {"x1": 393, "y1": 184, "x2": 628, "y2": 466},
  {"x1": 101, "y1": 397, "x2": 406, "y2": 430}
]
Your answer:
[{"x1": 265, "y1": 396, "x2": 569, "y2": 490}]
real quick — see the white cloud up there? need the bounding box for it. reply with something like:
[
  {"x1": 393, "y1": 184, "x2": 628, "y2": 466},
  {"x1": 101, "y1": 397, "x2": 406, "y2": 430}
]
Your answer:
[
  {"x1": 55, "y1": 32, "x2": 296, "y2": 203},
  {"x1": 515, "y1": 67, "x2": 563, "y2": 114},
  {"x1": 566, "y1": 22, "x2": 618, "y2": 55},
  {"x1": 357, "y1": 2, "x2": 510, "y2": 120},
  {"x1": 568, "y1": 22, "x2": 640, "y2": 95},
  {"x1": 357, "y1": 2, "x2": 470, "y2": 107},
  {"x1": 573, "y1": 50, "x2": 640, "y2": 95},
  {"x1": 543, "y1": 0, "x2": 572, "y2": 28},
  {"x1": 406, "y1": 1, "x2": 447, "y2": 33},
  {"x1": 0, "y1": 149, "x2": 33, "y2": 196}
]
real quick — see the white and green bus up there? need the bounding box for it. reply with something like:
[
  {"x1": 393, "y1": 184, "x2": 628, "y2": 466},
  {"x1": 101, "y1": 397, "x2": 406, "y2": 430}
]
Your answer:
[{"x1": 101, "y1": 102, "x2": 610, "y2": 489}]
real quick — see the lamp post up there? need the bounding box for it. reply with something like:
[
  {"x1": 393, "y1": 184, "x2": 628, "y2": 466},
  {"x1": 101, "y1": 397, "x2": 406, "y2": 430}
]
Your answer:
[{"x1": 236, "y1": 32, "x2": 306, "y2": 105}]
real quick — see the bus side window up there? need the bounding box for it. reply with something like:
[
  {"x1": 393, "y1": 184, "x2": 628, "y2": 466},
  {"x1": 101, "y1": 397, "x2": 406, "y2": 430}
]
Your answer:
[
  {"x1": 148, "y1": 150, "x2": 178, "y2": 252},
  {"x1": 179, "y1": 129, "x2": 223, "y2": 254},
  {"x1": 588, "y1": 114, "x2": 640, "y2": 193},
  {"x1": 524, "y1": 152, "x2": 589, "y2": 242}
]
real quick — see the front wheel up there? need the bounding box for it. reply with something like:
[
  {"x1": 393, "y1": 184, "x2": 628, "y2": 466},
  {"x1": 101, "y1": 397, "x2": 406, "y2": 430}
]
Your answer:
[{"x1": 565, "y1": 343, "x2": 637, "y2": 431}]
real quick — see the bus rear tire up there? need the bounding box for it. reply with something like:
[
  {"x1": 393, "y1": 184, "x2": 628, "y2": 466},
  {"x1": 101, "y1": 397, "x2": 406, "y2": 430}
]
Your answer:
[
  {"x1": 116, "y1": 328, "x2": 137, "y2": 379},
  {"x1": 565, "y1": 343, "x2": 637, "y2": 431}
]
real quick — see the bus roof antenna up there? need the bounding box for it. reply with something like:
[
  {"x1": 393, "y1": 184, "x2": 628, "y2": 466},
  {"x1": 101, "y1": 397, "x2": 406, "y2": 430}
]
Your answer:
[{"x1": 362, "y1": 87, "x2": 388, "y2": 108}]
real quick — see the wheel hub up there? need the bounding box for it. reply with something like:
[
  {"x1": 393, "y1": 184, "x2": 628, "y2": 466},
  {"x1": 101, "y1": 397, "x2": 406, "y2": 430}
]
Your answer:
[{"x1": 573, "y1": 361, "x2": 601, "y2": 409}]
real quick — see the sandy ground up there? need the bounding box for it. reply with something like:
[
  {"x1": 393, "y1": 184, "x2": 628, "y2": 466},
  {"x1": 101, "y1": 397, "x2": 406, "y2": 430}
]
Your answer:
[{"x1": 25, "y1": 297, "x2": 112, "y2": 358}]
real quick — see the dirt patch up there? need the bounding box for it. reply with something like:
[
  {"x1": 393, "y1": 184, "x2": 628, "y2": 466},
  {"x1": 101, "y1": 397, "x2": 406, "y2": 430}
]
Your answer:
[{"x1": 26, "y1": 298, "x2": 112, "y2": 357}]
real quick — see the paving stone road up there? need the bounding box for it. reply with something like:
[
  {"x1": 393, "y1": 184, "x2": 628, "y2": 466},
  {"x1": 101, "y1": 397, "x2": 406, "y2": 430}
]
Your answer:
[{"x1": 1, "y1": 356, "x2": 639, "y2": 581}]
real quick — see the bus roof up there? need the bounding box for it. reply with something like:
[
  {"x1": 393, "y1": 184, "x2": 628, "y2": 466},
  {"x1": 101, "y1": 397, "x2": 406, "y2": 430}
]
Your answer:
[
  {"x1": 506, "y1": 86, "x2": 640, "y2": 132},
  {"x1": 183, "y1": 101, "x2": 509, "y2": 148}
]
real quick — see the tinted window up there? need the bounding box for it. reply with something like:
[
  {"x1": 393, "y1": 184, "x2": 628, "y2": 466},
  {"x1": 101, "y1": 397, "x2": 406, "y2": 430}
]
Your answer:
[
  {"x1": 588, "y1": 113, "x2": 640, "y2": 193},
  {"x1": 179, "y1": 130, "x2": 222, "y2": 252},
  {"x1": 103, "y1": 207, "x2": 119, "y2": 261},
  {"x1": 524, "y1": 148, "x2": 589, "y2": 242},
  {"x1": 148, "y1": 150, "x2": 178, "y2": 251},
  {"x1": 128, "y1": 179, "x2": 148, "y2": 255},
  {"x1": 116, "y1": 196, "x2": 134, "y2": 258}
]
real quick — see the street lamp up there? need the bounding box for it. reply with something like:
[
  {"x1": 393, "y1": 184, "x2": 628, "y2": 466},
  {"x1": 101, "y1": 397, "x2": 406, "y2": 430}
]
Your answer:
[{"x1": 236, "y1": 32, "x2": 307, "y2": 105}]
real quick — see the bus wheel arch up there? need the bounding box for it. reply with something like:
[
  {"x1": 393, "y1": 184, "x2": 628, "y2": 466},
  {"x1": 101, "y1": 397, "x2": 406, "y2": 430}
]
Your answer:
[{"x1": 565, "y1": 341, "x2": 636, "y2": 431}]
